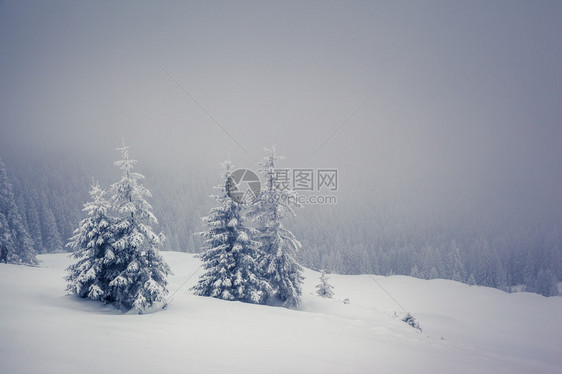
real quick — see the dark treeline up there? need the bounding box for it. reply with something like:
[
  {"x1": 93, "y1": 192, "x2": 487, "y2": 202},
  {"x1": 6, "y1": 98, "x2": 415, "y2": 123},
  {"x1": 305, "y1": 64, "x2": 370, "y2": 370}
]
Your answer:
[
  {"x1": 4, "y1": 151, "x2": 210, "y2": 256},
  {"x1": 291, "y1": 204, "x2": 561, "y2": 296},
  {"x1": 3, "y1": 151, "x2": 560, "y2": 297}
]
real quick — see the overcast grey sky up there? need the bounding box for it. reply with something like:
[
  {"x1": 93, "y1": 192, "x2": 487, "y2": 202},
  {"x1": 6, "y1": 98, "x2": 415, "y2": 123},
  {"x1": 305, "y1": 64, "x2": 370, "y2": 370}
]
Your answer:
[{"x1": 1, "y1": 0, "x2": 561, "y2": 223}]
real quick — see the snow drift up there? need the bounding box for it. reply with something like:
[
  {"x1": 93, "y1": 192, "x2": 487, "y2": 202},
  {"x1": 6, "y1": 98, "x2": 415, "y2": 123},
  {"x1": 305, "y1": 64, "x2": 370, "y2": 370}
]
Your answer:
[{"x1": 0, "y1": 252, "x2": 561, "y2": 374}]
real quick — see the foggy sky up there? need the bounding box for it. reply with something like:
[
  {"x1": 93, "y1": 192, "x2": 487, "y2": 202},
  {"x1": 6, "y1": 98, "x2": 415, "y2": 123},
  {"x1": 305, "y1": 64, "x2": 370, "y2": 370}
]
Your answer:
[{"x1": 1, "y1": 1, "x2": 561, "y2": 225}]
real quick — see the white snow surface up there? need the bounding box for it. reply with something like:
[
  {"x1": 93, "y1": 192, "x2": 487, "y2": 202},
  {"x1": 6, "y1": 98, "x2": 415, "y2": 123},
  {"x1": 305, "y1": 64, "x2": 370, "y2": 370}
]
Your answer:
[{"x1": 1, "y1": 252, "x2": 561, "y2": 374}]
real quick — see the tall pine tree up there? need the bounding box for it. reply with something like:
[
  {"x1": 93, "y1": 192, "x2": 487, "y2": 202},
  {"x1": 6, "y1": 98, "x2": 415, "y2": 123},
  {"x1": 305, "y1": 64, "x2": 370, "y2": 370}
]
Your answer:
[
  {"x1": 249, "y1": 146, "x2": 304, "y2": 308},
  {"x1": 107, "y1": 142, "x2": 170, "y2": 312},
  {"x1": 191, "y1": 161, "x2": 269, "y2": 303},
  {"x1": 0, "y1": 158, "x2": 37, "y2": 265},
  {"x1": 66, "y1": 182, "x2": 118, "y2": 301}
]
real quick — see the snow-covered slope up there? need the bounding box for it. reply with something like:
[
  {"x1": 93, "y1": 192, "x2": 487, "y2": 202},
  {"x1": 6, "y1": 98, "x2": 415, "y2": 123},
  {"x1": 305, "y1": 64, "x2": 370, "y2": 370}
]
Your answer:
[{"x1": 1, "y1": 252, "x2": 561, "y2": 374}]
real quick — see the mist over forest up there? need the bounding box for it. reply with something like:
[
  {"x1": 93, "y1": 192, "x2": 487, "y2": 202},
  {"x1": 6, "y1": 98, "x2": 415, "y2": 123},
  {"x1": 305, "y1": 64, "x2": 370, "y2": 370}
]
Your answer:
[
  {"x1": 1, "y1": 1, "x2": 561, "y2": 296},
  {"x1": 2, "y1": 145, "x2": 560, "y2": 296}
]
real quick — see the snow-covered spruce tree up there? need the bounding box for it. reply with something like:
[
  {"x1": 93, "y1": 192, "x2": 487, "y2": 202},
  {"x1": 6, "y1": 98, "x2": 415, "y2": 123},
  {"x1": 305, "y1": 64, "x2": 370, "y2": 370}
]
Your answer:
[
  {"x1": 40, "y1": 195, "x2": 64, "y2": 253},
  {"x1": 249, "y1": 146, "x2": 304, "y2": 308},
  {"x1": 316, "y1": 269, "x2": 334, "y2": 298},
  {"x1": 65, "y1": 182, "x2": 117, "y2": 301},
  {"x1": 0, "y1": 212, "x2": 11, "y2": 259},
  {"x1": 0, "y1": 158, "x2": 37, "y2": 265},
  {"x1": 536, "y1": 268, "x2": 558, "y2": 297},
  {"x1": 108, "y1": 142, "x2": 170, "y2": 312},
  {"x1": 23, "y1": 196, "x2": 43, "y2": 253},
  {"x1": 402, "y1": 312, "x2": 422, "y2": 332},
  {"x1": 409, "y1": 264, "x2": 421, "y2": 278},
  {"x1": 522, "y1": 250, "x2": 537, "y2": 293},
  {"x1": 191, "y1": 161, "x2": 269, "y2": 303},
  {"x1": 446, "y1": 240, "x2": 467, "y2": 283}
]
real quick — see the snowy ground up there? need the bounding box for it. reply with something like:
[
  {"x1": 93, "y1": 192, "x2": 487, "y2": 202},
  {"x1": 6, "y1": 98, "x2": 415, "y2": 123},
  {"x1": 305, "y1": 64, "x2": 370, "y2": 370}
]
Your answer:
[{"x1": 1, "y1": 253, "x2": 561, "y2": 374}]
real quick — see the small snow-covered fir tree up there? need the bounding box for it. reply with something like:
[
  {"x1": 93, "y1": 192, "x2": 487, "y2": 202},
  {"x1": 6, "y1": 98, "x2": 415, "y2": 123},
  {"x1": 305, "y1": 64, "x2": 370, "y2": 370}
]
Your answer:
[
  {"x1": 249, "y1": 146, "x2": 304, "y2": 308},
  {"x1": 428, "y1": 266, "x2": 438, "y2": 280},
  {"x1": 409, "y1": 264, "x2": 421, "y2": 278},
  {"x1": 107, "y1": 142, "x2": 170, "y2": 312},
  {"x1": 522, "y1": 250, "x2": 537, "y2": 293},
  {"x1": 0, "y1": 158, "x2": 37, "y2": 265},
  {"x1": 316, "y1": 269, "x2": 335, "y2": 298},
  {"x1": 191, "y1": 161, "x2": 269, "y2": 303},
  {"x1": 446, "y1": 240, "x2": 467, "y2": 282},
  {"x1": 402, "y1": 312, "x2": 422, "y2": 331},
  {"x1": 40, "y1": 197, "x2": 64, "y2": 253},
  {"x1": 536, "y1": 268, "x2": 559, "y2": 297},
  {"x1": 66, "y1": 182, "x2": 117, "y2": 301},
  {"x1": 0, "y1": 213, "x2": 11, "y2": 259}
]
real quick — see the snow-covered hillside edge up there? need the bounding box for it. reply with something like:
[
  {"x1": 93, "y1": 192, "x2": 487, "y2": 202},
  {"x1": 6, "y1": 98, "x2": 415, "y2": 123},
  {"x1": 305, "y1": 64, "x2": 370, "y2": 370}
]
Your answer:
[{"x1": 1, "y1": 252, "x2": 561, "y2": 374}]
